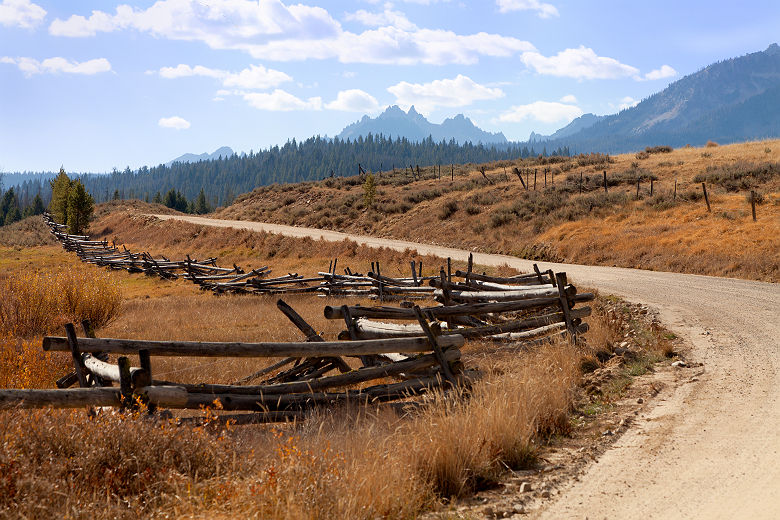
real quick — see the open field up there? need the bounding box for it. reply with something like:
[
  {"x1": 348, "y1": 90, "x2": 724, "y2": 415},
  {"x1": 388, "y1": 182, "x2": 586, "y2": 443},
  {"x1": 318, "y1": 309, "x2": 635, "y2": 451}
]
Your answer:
[
  {"x1": 0, "y1": 212, "x2": 678, "y2": 519},
  {"x1": 215, "y1": 139, "x2": 780, "y2": 282}
]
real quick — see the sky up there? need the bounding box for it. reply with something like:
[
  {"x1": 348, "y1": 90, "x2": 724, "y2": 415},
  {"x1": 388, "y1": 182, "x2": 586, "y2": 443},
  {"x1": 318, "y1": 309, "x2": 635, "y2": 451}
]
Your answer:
[{"x1": 1, "y1": 0, "x2": 779, "y2": 173}]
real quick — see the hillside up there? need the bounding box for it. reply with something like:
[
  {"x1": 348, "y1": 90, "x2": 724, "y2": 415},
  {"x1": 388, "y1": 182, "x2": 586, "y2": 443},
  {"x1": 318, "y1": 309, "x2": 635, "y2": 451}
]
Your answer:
[
  {"x1": 164, "y1": 146, "x2": 235, "y2": 167},
  {"x1": 541, "y1": 44, "x2": 780, "y2": 151},
  {"x1": 339, "y1": 105, "x2": 508, "y2": 144},
  {"x1": 216, "y1": 140, "x2": 780, "y2": 282}
]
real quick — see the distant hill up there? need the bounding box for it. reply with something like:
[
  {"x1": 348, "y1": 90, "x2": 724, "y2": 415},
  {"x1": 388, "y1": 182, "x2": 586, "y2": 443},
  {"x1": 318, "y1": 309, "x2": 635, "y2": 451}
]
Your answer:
[
  {"x1": 530, "y1": 113, "x2": 606, "y2": 142},
  {"x1": 537, "y1": 43, "x2": 780, "y2": 152},
  {"x1": 165, "y1": 146, "x2": 235, "y2": 167},
  {"x1": 338, "y1": 106, "x2": 508, "y2": 145}
]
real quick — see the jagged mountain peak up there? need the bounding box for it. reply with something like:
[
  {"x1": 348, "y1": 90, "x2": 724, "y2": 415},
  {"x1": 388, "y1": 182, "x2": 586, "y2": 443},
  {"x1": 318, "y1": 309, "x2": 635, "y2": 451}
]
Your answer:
[{"x1": 338, "y1": 106, "x2": 507, "y2": 144}]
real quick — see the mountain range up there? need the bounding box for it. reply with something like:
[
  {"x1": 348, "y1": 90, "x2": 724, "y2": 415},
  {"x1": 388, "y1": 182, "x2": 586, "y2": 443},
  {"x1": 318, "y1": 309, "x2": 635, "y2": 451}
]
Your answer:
[
  {"x1": 338, "y1": 105, "x2": 508, "y2": 145},
  {"x1": 534, "y1": 43, "x2": 780, "y2": 151},
  {"x1": 166, "y1": 44, "x2": 780, "y2": 167},
  {"x1": 165, "y1": 146, "x2": 235, "y2": 167}
]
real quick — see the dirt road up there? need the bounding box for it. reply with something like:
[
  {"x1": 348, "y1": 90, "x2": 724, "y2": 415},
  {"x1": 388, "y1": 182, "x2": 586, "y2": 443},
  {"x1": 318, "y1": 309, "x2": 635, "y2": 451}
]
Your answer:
[{"x1": 154, "y1": 214, "x2": 779, "y2": 519}]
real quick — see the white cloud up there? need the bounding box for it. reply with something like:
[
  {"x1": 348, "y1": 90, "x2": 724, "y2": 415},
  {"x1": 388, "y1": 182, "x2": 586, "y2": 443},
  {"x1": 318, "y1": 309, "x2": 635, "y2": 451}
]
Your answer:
[
  {"x1": 387, "y1": 74, "x2": 504, "y2": 114},
  {"x1": 521, "y1": 46, "x2": 639, "y2": 79},
  {"x1": 1, "y1": 56, "x2": 111, "y2": 76},
  {"x1": 643, "y1": 64, "x2": 677, "y2": 81},
  {"x1": 243, "y1": 89, "x2": 322, "y2": 111},
  {"x1": 497, "y1": 0, "x2": 558, "y2": 18},
  {"x1": 345, "y1": 8, "x2": 417, "y2": 31},
  {"x1": 325, "y1": 89, "x2": 381, "y2": 112},
  {"x1": 158, "y1": 64, "x2": 225, "y2": 79},
  {"x1": 158, "y1": 116, "x2": 191, "y2": 130},
  {"x1": 0, "y1": 0, "x2": 46, "y2": 29},
  {"x1": 155, "y1": 63, "x2": 292, "y2": 90},
  {"x1": 222, "y1": 64, "x2": 293, "y2": 89},
  {"x1": 619, "y1": 96, "x2": 639, "y2": 110},
  {"x1": 497, "y1": 101, "x2": 583, "y2": 124},
  {"x1": 49, "y1": 0, "x2": 534, "y2": 66},
  {"x1": 559, "y1": 94, "x2": 577, "y2": 104}
]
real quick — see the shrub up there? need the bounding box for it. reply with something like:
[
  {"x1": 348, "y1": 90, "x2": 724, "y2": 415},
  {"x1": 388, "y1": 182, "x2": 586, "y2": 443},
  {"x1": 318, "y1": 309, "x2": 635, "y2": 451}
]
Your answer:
[
  {"x1": 645, "y1": 145, "x2": 673, "y2": 154},
  {"x1": 706, "y1": 140, "x2": 719, "y2": 147},
  {"x1": 490, "y1": 211, "x2": 514, "y2": 228},
  {"x1": 693, "y1": 161, "x2": 779, "y2": 191},
  {"x1": 0, "y1": 265, "x2": 122, "y2": 337},
  {"x1": 464, "y1": 204, "x2": 481, "y2": 215},
  {"x1": 635, "y1": 151, "x2": 649, "y2": 160},
  {"x1": 439, "y1": 200, "x2": 458, "y2": 220}
]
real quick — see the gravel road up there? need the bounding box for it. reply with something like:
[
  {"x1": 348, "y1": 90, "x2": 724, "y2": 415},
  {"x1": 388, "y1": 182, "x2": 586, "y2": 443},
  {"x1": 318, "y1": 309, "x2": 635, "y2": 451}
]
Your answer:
[{"x1": 153, "y1": 214, "x2": 779, "y2": 519}]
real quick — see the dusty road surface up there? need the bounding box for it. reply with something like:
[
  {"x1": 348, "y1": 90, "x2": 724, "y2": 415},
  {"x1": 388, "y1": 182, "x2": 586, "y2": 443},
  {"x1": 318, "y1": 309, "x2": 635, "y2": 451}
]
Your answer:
[{"x1": 154, "y1": 214, "x2": 780, "y2": 519}]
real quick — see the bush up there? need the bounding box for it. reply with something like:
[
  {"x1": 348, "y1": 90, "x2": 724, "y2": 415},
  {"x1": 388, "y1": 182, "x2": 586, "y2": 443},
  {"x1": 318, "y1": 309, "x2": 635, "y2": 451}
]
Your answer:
[
  {"x1": 645, "y1": 145, "x2": 673, "y2": 154},
  {"x1": 693, "y1": 161, "x2": 779, "y2": 191},
  {"x1": 706, "y1": 140, "x2": 719, "y2": 147},
  {"x1": 635, "y1": 151, "x2": 649, "y2": 160},
  {"x1": 0, "y1": 265, "x2": 122, "y2": 337},
  {"x1": 439, "y1": 200, "x2": 458, "y2": 220}
]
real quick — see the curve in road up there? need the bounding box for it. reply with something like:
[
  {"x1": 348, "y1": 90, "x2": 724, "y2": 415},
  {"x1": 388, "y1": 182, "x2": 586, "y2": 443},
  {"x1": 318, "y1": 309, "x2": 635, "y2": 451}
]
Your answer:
[{"x1": 152, "y1": 214, "x2": 779, "y2": 519}]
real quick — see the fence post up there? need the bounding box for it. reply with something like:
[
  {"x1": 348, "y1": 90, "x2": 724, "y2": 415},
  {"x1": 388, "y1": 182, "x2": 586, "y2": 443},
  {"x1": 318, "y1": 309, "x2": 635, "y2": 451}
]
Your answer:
[
  {"x1": 674, "y1": 179, "x2": 677, "y2": 200},
  {"x1": 750, "y1": 190, "x2": 757, "y2": 221},
  {"x1": 650, "y1": 178, "x2": 654, "y2": 196},
  {"x1": 580, "y1": 171, "x2": 583, "y2": 194},
  {"x1": 603, "y1": 170, "x2": 608, "y2": 193},
  {"x1": 65, "y1": 323, "x2": 89, "y2": 388},
  {"x1": 702, "y1": 182, "x2": 711, "y2": 212},
  {"x1": 636, "y1": 179, "x2": 640, "y2": 199},
  {"x1": 534, "y1": 169, "x2": 537, "y2": 190}
]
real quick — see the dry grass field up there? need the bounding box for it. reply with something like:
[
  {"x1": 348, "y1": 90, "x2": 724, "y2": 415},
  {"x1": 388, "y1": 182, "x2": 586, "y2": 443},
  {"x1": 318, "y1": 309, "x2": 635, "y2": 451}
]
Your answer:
[
  {"x1": 0, "y1": 210, "x2": 676, "y2": 519},
  {"x1": 216, "y1": 139, "x2": 780, "y2": 282}
]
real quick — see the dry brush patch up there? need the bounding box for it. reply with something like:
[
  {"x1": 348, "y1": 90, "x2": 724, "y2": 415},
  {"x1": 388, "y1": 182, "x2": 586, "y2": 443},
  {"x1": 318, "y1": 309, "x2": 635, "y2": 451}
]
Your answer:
[{"x1": 212, "y1": 139, "x2": 779, "y2": 281}]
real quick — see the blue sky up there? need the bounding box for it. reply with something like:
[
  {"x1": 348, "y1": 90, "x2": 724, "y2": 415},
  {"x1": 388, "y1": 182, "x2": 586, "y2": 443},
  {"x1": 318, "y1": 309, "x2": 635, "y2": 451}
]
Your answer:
[{"x1": 1, "y1": 0, "x2": 779, "y2": 172}]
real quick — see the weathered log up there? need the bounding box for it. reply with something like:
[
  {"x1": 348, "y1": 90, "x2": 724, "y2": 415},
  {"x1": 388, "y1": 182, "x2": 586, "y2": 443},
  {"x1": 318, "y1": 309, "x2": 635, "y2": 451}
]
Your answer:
[
  {"x1": 433, "y1": 287, "x2": 559, "y2": 302},
  {"x1": 324, "y1": 293, "x2": 594, "y2": 320},
  {"x1": 453, "y1": 269, "x2": 548, "y2": 285},
  {"x1": 172, "y1": 350, "x2": 459, "y2": 395},
  {"x1": 0, "y1": 386, "x2": 188, "y2": 409},
  {"x1": 179, "y1": 375, "x2": 459, "y2": 411},
  {"x1": 341, "y1": 307, "x2": 591, "y2": 340},
  {"x1": 43, "y1": 335, "x2": 465, "y2": 357}
]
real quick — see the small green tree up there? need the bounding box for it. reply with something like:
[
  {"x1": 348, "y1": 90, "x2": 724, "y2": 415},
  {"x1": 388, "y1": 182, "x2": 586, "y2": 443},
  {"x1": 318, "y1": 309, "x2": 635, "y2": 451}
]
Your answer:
[
  {"x1": 363, "y1": 173, "x2": 376, "y2": 208},
  {"x1": 49, "y1": 167, "x2": 72, "y2": 224},
  {"x1": 194, "y1": 188, "x2": 210, "y2": 214},
  {"x1": 66, "y1": 180, "x2": 94, "y2": 234},
  {"x1": 112, "y1": 189, "x2": 120, "y2": 200}
]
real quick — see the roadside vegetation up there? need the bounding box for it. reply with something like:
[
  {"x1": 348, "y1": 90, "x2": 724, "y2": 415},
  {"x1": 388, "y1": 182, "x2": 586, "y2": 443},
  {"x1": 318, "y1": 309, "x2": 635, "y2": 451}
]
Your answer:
[
  {"x1": 216, "y1": 139, "x2": 779, "y2": 282},
  {"x1": 0, "y1": 213, "x2": 677, "y2": 519}
]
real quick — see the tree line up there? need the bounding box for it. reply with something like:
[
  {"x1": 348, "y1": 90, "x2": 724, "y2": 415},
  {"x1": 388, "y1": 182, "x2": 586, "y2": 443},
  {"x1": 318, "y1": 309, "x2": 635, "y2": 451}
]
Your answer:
[
  {"x1": 2, "y1": 135, "x2": 571, "y2": 225},
  {"x1": 72, "y1": 134, "x2": 569, "y2": 206}
]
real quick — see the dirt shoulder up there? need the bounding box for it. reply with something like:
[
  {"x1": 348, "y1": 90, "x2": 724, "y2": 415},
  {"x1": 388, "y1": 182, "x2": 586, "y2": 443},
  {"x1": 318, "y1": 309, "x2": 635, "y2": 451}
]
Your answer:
[{"x1": 152, "y1": 213, "x2": 780, "y2": 519}]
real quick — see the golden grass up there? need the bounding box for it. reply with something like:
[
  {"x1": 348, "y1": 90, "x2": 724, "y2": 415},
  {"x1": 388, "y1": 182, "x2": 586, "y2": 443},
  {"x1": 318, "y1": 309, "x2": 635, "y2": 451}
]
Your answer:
[
  {"x1": 0, "y1": 264, "x2": 122, "y2": 338},
  {"x1": 0, "y1": 216, "x2": 667, "y2": 519},
  {"x1": 213, "y1": 139, "x2": 779, "y2": 281}
]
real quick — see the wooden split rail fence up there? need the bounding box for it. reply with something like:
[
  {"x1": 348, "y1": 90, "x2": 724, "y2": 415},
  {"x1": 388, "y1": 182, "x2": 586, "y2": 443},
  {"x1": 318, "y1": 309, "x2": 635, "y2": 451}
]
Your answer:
[
  {"x1": 43, "y1": 213, "x2": 441, "y2": 299},
  {"x1": 1, "y1": 247, "x2": 592, "y2": 422}
]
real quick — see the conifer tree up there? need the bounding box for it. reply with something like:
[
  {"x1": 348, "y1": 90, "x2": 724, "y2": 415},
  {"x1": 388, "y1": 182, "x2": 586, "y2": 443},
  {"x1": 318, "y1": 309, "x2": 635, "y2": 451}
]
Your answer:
[
  {"x1": 49, "y1": 167, "x2": 72, "y2": 224},
  {"x1": 66, "y1": 180, "x2": 94, "y2": 234}
]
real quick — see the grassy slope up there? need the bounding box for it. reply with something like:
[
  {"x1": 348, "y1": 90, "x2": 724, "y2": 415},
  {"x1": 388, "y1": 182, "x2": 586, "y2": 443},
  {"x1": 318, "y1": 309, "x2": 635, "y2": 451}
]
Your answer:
[{"x1": 215, "y1": 139, "x2": 780, "y2": 282}]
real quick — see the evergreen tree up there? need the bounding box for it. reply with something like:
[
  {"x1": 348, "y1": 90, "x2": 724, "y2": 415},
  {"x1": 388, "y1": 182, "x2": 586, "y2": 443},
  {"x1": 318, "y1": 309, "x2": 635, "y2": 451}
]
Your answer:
[
  {"x1": 4, "y1": 201, "x2": 20, "y2": 225},
  {"x1": 66, "y1": 181, "x2": 94, "y2": 234},
  {"x1": 153, "y1": 192, "x2": 162, "y2": 204},
  {"x1": 0, "y1": 187, "x2": 15, "y2": 223},
  {"x1": 194, "y1": 188, "x2": 209, "y2": 214},
  {"x1": 49, "y1": 167, "x2": 72, "y2": 224},
  {"x1": 30, "y1": 193, "x2": 45, "y2": 215},
  {"x1": 113, "y1": 189, "x2": 120, "y2": 200}
]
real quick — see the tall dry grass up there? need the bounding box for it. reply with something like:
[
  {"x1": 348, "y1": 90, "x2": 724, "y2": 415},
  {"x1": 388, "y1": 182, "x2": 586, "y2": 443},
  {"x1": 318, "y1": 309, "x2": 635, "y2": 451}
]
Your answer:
[
  {"x1": 0, "y1": 265, "x2": 122, "y2": 338},
  {"x1": 0, "y1": 340, "x2": 581, "y2": 519}
]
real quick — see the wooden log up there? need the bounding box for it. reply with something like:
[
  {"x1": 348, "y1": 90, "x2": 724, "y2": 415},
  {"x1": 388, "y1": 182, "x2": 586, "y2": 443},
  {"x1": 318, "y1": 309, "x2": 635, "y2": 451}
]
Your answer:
[
  {"x1": 434, "y1": 288, "x2": 559, "y2": 302},
  {"x1": 173, "y1": 350, "x2": 459, "y2": 396},
  {"x1": 342, "y1": 307, "x2": 590, "y2": 340},
  {"x1": 42, "y1": 335, "x2": 465, "y2": 357},
  {"x1": 176, "y1": 411, "x2": 305, "y2": 426},
  {"x1": 453, "y1": 270, "x2": 545, "y2": 285},
  {"x1": 0, "y1": 386, "x2": 188, "y2": 410},
  {"x1": 412, "y1": 306, "x2": 457, "y2": 385},
  {"x1": 179, "y1": 376, "x2": 454, "y2": 411},
  {"x1": 324, "y1": 293, "x2": 594, "y2": 321},
  {"x1": 232, "y1": 357, "x2": 297, "y2": 385},
  {"x1": 65, "y1": 323, "x2": 89, "y2": 388}
]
